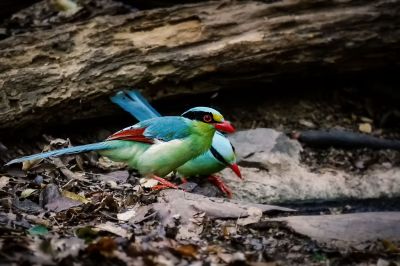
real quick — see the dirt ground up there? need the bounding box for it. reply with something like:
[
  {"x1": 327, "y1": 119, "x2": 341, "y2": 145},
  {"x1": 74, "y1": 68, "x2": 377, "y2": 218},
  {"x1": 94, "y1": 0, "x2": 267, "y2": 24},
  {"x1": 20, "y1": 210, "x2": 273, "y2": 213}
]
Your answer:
[{"x1": 1, "y1": 87, "x2": 400, "y2": 265}]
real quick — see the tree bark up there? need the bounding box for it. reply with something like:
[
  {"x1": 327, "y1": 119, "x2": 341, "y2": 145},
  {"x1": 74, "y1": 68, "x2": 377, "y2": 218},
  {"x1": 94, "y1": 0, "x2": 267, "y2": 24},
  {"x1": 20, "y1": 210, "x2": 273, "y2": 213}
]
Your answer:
[{"x1": 0, "y1": 0, "x2": 399, "y2": 130}]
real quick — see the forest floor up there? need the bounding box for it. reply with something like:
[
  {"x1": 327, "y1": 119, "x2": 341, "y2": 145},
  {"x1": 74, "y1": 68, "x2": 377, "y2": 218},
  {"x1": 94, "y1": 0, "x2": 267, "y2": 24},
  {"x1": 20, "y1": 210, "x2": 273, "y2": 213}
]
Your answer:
[{"x1": 1, "y1": 87, "x2": 400, "y2": 265}]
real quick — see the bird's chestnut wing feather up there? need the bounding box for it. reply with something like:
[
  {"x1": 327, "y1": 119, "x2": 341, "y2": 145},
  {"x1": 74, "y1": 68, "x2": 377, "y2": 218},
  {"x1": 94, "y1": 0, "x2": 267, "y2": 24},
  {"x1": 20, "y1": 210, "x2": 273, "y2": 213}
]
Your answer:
[
  {"x1": 106, "y1": 127, "x2": 153, "y2": 143},
  {"x1": 106, "y1": 117, "x2": 190, "y2": 143}
]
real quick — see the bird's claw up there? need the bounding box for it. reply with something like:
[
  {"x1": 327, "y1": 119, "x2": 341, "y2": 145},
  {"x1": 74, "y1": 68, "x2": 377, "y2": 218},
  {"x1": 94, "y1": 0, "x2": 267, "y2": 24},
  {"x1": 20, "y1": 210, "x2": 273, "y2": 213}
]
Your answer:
[
  {"x1": 151, "y1": 184, "x2": 171, "y2": 191},
  {"x1": 151, "y1": 184, "x2": 187, "y2": 192},
  {"x1": 207, "y1": 175, "x2": 233, "y2": 198},
  {"x1": 150, "y1": 175, "x2": 179, "y2": 189}
]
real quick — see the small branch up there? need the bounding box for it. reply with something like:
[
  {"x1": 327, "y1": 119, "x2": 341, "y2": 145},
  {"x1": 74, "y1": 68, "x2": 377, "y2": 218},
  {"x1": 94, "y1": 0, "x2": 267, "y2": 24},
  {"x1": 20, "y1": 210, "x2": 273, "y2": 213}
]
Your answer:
[{"x1": 292, "y1": 130, "x2": 400, "y2": 150}]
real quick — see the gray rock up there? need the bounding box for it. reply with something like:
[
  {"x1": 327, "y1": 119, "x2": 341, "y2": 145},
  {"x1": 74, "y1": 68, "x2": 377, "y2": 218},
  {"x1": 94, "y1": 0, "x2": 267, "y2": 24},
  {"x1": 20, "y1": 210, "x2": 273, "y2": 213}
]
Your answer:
[
  {"x1": 221, "y1": 128, "x2": 400, "y2": 204},
  {"x1": 273, "y1": 212, "x2": 400, "y2": 249},
  {"x1": 228, "y1": 128, "x2": 302, "y2": 169},
  {"x1": 223, "y1": 164, "x2": 400, "y2": 204},
  {"x1": 131, "y1": 190, "x2": 294, "y2": 240}
]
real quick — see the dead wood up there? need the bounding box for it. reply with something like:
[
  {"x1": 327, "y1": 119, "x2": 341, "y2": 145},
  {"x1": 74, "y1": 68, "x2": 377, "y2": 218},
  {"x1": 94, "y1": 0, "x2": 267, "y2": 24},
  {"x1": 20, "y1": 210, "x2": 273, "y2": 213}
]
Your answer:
[
  {"x1": 292, "y1": 129, "x2": 400, "y2": 150},
  {"x1": 0, "y1": 0, "x2": 399, "y2": 130}
]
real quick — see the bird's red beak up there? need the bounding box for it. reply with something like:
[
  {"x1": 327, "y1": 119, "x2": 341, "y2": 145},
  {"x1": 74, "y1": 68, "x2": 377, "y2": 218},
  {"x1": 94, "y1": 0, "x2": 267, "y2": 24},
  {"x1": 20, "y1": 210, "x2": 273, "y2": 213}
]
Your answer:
[
  {"x1": 214, "y1": 121, "x2": 235, "y2": 133},
  {"x1": 229, "y1": 163, "x2": 242, "y2": 179}
]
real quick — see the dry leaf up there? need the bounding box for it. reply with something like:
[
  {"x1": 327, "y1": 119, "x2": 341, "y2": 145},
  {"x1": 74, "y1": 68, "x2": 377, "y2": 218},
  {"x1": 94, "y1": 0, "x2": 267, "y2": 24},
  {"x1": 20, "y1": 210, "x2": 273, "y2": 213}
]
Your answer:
[
  {"x1": 22, "y1": 159, "x2": 42, "y2": 171},
  {"x1": 382, "y1": 239, "x2": 400, "y2": 253},
  {"x1": 360, "y1": 116, "x2": 373, "y2": 123},
  {"x1": 0, "y1": 176, "x2": 9, "y2": 190},
  {"x1": 101, "y1": 195, "x2": 119, "y2": 212},
  {"x1": 173, "y1": 244, "x2": 198, "y2": 258},
  {"x1": 97, "y1": 171, "x2": 129, "y2": 184},
  {"x1": 53, "y1": 158, "x2": 86, "y2": 180},
  {"x1": 21, "y1": 188, "x2": 37, "y2": 198},
  {"x1": 62, "y1": 190, "x2": 90, "y2": 204},
  {"x1": 97, "y1": 157, "x2": 127, "y2": 170},
  {"x1": 41, "y1": 185, "x2": 83, "y2": 212},
  {"x1": 218, "y1": 253, "x2": 233, "y2": 263},
  {"x1": 298, "y1": 119, "x2": 316, "y2": 128},
  {"x1": 140, "y1": 177, "x2": 159, "y2": 188},
  {"x1": 95, "y1": 222, "x2": 132, "y2": 238},
  {"x1": 359, "y1": 123, "x2": 372, "y2": 133},
  {"x1": 223, "y1": 225, "x2": 237, "y2": 238},
  {"x1": 87, "y1": 237, "x2": 117, "y2": 255},
  {"x1": 45, "y1": 197, "x2": 82, "y2": 212},
  {"x1": 106, "y1": 180, "x2": 120, "y2": 189},
  {"x1": 117, "y1": 209, "x2": 136, "y2": 221},
  {"x1": 24, "y1": 214, "x2": 51, "y2": 227}
]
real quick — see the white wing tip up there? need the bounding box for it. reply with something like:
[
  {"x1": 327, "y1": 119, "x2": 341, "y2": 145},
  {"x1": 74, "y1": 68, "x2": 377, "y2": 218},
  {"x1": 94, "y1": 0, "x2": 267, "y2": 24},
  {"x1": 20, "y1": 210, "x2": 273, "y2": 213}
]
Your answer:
[{"x1": 4, "y1": 159, "x2": 17, "y2": 166}]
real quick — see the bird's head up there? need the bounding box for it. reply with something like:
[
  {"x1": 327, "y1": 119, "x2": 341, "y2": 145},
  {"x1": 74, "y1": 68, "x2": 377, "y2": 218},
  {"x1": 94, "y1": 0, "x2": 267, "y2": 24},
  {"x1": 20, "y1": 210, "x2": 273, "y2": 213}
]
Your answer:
[
  {"x1": 211, "y1": 132, "x2": 242, "y2": 179},
  {"x1": 181, "y1": 107, "x2": 235, "y2": 133}
]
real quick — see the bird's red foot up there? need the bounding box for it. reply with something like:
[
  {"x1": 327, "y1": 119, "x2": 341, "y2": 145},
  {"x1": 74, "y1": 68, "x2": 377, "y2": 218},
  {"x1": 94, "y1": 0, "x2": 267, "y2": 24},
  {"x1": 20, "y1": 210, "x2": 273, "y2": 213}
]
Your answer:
[
  {"x1": 150, "y1": 175, "x2": 179, "y2": 189},
  {"x1": 151, "y1": 184, "x2": 171, "y2": 191},
  {"x1": 207, "y1": 175, "x2": 232, "y2": 198}
]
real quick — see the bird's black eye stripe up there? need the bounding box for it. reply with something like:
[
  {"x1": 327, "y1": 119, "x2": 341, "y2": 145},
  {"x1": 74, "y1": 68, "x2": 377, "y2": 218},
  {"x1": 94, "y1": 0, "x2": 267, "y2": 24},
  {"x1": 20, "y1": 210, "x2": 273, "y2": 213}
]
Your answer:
[
  {"x1": 182, "y1": 111, "x2": 214, "y2": 122},
  {"x1": 230, "y1": 143, "x2": 236, "y2": 153},
  {"x1": 210, "y1": 146, "x2": 229, "y2": 166}
]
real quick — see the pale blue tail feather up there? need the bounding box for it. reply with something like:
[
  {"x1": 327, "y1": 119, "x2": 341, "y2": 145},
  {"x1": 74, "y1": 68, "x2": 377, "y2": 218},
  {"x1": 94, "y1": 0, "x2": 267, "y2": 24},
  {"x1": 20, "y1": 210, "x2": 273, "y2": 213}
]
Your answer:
[
  {"x1": 111, "y1": 90, "x2": 161, "y2": 121},
  {"x1": 5, "y1": 141, "x2": 119, "y2": 166}
]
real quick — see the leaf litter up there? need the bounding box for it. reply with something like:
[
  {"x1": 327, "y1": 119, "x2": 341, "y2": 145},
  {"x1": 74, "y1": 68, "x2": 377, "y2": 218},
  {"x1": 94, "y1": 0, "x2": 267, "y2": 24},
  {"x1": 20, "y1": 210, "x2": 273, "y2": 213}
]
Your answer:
[
  {"x1": 0, "y1": 146, "x2": 302, "y2": 265},
  {"x1": 2, "y1": 145, "x2": 399, "y2": 265},
  {"x1": 1, "y1": 88, "x2": 400, "y2": 264}
]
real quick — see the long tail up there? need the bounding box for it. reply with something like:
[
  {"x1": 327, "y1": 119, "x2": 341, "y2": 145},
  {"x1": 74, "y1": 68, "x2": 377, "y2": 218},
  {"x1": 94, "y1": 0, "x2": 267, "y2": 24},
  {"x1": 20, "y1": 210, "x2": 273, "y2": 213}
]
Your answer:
[
  {"x1": 111, "y1": 89, "x2": 161, "y2": 121},
  {"x1": 5, "y1": 141, "x2": 121, "y2": 166}
]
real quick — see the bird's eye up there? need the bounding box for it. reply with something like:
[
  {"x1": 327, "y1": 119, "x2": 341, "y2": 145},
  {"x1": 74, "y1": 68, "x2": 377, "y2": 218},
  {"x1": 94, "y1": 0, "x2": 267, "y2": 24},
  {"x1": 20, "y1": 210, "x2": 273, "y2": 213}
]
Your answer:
[{"x1": 203, "y1": 114, "x2": 212, "y2": 123}]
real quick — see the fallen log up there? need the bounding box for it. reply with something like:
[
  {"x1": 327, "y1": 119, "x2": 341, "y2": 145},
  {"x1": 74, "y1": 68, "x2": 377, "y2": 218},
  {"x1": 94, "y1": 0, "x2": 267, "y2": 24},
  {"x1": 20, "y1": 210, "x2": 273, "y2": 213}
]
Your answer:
[{"x1": 0, "y1": 0, "x2": 399, "y2": 130}]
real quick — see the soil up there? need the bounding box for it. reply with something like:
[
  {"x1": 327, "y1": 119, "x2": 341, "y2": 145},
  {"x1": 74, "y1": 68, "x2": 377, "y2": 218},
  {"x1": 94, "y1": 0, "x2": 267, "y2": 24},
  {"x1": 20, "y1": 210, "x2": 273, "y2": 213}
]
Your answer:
[{"x1": 1, "y1": 87, "x2": 400, "y2": 265}]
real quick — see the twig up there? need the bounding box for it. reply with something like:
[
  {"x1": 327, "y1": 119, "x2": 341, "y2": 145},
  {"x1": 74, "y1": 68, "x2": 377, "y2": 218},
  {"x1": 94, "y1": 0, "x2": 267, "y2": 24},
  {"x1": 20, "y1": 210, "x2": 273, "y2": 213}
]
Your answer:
[
  {"x1": 53, "y1": 158, "x2": 78, "y2": 180},
  {"x1": 292, "y1": 129, "x2": 400, "y2": 150},
  {"x1": 24, "y1": 214, "x2": 51, "y2": 227}
]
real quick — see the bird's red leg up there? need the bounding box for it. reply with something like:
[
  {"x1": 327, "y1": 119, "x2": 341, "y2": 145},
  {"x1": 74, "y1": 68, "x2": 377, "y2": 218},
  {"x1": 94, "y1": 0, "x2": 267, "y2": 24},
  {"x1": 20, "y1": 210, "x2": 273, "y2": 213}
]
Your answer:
[
  {"x1": 151, "y1": 184, "x2": 170, "y2": 190},
  {"x1": 207, "y1": 175, "x2": 232, "y2": 198},
  {"x1": 150, "y1": 175, "x2": 179, "y2": 190}
]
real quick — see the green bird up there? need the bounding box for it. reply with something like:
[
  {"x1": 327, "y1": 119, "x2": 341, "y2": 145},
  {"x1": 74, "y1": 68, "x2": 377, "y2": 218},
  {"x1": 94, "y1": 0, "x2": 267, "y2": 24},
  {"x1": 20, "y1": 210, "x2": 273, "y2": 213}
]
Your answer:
[
  {"x1": 6, "y1": 107, "x2": 235, "y2": 188},
  {"x1": 111, "y1": 90, "x2": 242, "y2": 197}
]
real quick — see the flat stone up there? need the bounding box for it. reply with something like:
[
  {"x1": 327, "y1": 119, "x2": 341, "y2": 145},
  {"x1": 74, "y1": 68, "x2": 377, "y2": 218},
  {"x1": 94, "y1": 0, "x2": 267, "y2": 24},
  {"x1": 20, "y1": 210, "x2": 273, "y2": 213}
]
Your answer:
[
  {"x1": 223, "y1": 164, "x2": 400, "y2": 204},
  {"x1": 273, "y1": 212, "x2": 400, "y2": 249},
  {"x1": 228, "y1": 128, "x2": 303, "y2": 168},
  {"x1": 131, "y1": 190, "x2": 294, "y2": 240},
  {"x1": 221, "y1": 128, "x2": 400, "y2": 204}
]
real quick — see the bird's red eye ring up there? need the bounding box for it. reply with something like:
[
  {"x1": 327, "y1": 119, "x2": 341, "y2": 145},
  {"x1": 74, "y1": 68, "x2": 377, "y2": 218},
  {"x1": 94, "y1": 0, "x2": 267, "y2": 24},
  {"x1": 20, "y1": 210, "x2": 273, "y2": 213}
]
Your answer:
[{"x1": 203, "y1": 114, "x2": 212, "y2": 123}]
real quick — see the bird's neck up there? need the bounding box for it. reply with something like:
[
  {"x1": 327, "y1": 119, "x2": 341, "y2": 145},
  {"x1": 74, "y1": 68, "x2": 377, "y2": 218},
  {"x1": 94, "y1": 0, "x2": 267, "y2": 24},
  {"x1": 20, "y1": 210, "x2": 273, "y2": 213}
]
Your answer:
[{"x1": 189, "y1": 121, "x2": 216, "y2": 154}]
